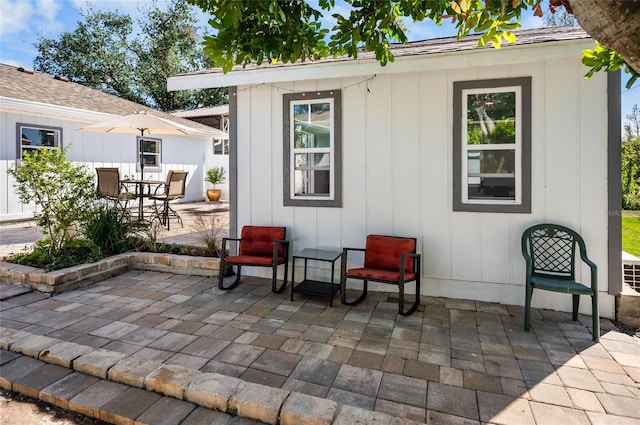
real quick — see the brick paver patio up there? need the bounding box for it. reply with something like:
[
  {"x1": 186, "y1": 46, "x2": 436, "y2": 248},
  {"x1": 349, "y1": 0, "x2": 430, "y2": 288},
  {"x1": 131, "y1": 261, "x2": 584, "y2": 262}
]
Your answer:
[
  {"x1": 1, "y1": 202, "x2": 638, "y2": 424},
  {"x1": 1, "y1": 271, "x2": 639, "y2": 424}
]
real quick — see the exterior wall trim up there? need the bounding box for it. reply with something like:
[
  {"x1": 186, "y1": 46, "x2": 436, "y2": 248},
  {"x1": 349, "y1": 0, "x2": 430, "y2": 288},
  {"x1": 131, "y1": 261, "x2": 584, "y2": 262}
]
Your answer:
[{"x1": 608, "y1": 71, "x2": 622, "y2": 295}]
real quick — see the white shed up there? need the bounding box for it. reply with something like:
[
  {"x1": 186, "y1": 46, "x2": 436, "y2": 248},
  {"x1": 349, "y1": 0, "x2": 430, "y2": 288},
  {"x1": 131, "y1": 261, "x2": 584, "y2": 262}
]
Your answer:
[
  {"x1": 168, "y1": 27, "x2": 621, "y2": 319},
  {"x1": 0, "y1": 63, "x2": 226, "y2": 222}
]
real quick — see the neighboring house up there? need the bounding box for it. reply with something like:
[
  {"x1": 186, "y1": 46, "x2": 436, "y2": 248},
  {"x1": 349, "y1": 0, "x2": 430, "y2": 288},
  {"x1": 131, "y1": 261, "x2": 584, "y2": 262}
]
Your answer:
[
  {"x1": 169, "y1": 26, "x2": 620, "y2": 318},
  {"x1": 172, "y1": 105, "x2": 230, "y2": 200},
  {"x1": 0, "y1": 63, "x2": 227, "y2": 222}
]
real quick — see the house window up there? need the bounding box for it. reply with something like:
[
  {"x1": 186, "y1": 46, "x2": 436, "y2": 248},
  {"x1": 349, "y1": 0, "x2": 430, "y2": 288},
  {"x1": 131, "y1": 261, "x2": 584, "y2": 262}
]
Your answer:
[
  {"x1": 283, "y1": 90, "x2": 342, "y2": 207},
  {"x1": 453, "y1": 77, "x2": 531, "y2": 213},
  {"x1": 214, "y1": 138, "x2": 229, "y2": 155},
  {"x1": 17, "y1": 123, "x2": 62, "y2": 158},
  {"x1": 137, "y1": 136, "x2": 162, "y2": 171}
]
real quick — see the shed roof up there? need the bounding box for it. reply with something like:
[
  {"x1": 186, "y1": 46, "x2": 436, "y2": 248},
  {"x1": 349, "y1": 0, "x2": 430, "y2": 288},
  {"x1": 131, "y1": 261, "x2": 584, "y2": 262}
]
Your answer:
[
  {"x1": 0, "y1": 63, "x2": 219, "y2": 134},
  {"x1": 168, "y1": 26, "x2": 590, "y2": 91}
]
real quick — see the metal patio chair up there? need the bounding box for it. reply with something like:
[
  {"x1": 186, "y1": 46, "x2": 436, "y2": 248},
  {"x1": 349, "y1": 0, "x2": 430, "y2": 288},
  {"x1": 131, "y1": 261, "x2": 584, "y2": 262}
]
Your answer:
[
  {"x1": 95, "y1": 167, "x2": 135, "y2": 206},
  {"x1": 341, "y1": 234, "x2": 421, "y2": 316},
  {"x1": 219, "y1": 225, "x2": 289, "y2": 293},
  {"x1": 150, "y1": 170, "x2": 188, "y2": 230}
]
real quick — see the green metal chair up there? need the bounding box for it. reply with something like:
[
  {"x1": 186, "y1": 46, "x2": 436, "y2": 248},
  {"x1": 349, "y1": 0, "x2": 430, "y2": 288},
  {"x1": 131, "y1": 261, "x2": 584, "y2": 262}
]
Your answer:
[{"x1": 521, "y1": 223, "x2": 599, "y2": 342}]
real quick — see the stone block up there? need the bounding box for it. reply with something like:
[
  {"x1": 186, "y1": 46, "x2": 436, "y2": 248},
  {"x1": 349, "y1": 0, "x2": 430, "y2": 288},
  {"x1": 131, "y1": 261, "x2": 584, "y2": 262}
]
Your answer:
[
  {"x1": 99, "y1": 386, "x2": 162, "y2": 425},
  {"x1": 109, "y1": 357, "x2": 163, "y2": 388},
  {"x1": 39, "y1": 341, "x2": 92, "y2": 368},
  {"x1": 145, "y1": 364, "x2": 201, "y2": 399},
  {"x1": 13, "y1": 363, "x2": 72, "y2": 398},
  {"x1": 0, "y1": 355, "x2": 45, "y2": 391},
  {"x1": 185, "y1": 372, "x2": 244, "y2": 411},
  {"x1": 229, "y1": 382, "x2": 289, "y2": 425},
  {"x1": 74, "y1": 349, "x2": 128, "y2": 379},
  {"x1": 333, "y1": 405, "x2": 394, "y2": 425},
  {"x1": 40, "y1": 372, "x2": 100, "y2": 409},
  {"x1": 280, "y1": 392, "x2": 337, "y2": 425},
  {"x1": 68, "y1": 380, "x2": 129, "y2": 419},
  {"x1": 12, "y1": 334, "x2": 61, "y2": 358},
  {"x1": 0, "y1": 328, "x2": 31, "y2": 350}
]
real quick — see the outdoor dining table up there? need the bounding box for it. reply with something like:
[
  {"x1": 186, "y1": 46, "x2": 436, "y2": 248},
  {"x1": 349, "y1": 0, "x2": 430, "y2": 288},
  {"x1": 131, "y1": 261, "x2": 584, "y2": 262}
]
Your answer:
[{"x1": 122, "y1": 179, "x2": 165, "y2": 220}]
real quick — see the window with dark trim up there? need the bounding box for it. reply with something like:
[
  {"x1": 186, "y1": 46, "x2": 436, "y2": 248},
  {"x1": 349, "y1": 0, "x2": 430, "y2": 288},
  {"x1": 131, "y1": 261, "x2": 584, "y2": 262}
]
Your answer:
[
  {"x1": 283, "y1": 90, "x2": 342, "y2": 207},
  {"x1": 136, "y1": 136, "x2": 162, "y2": 171},
  {"x1": 453, "y1": 77, "x2": 531, "y2": 213},
  {"x1": 16, "y1": 123, "x2": 62, "y2": 158}
]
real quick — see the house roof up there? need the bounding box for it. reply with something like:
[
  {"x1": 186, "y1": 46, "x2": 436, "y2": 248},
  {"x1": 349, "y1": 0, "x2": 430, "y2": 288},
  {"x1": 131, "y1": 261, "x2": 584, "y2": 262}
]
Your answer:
[
  {"x1": 168, "y1": 26, "x2": 591, "y2": 90},
  {"x1": 0, "y1": 63, "x2": 220, "y2": 135},
  {"x1": 171, "y1": 104, "x2": 229, "y2": 118}
]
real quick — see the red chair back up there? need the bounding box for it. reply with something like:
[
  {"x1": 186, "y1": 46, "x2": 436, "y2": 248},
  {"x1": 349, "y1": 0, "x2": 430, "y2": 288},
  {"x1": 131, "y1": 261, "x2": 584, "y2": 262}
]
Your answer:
[
  {"x1": 363, "y1": 235, "x2": 416, "y2": 273},
  {"x1": 239, "y1": 226, "x2": 287, "y2": 257}
]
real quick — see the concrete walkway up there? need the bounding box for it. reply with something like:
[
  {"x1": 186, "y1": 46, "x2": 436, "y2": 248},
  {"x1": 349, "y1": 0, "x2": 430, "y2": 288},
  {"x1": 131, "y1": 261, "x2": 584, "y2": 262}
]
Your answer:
[
  {"x1": 0, "y1": 202, "x2": 639, "y2": 424},
  {"x1": 0, "y1": 201, "x2": 230, "y2": 259}
]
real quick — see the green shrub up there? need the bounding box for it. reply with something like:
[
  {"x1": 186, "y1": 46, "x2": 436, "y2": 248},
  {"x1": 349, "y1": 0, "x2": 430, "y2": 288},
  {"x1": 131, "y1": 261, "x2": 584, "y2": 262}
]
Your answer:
[
  {"x1": 84, "y1": 204, "x2": 143, "y2": 255},
  {"x1": 12, "y1": 238, "x2": 102, "y2": 271},
  {"x1": 7, "y1": 147, "x2": 96, "y2": 256}
]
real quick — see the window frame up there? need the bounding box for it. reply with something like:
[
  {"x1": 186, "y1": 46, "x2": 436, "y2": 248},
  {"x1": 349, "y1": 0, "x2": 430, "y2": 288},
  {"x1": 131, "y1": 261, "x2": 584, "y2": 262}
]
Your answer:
[
  {"x1": 453, "y1": 77, "x2": 531, "y2": 213},
  {"x1": 136, "y1": 136, "x2": 162, "y2": 172},
  {"x1": 283, "y1": 90, "x2": 342, "y2": 207},
  {"x1": 16, "y1": 123, "x2": 63, "y2": 159}
]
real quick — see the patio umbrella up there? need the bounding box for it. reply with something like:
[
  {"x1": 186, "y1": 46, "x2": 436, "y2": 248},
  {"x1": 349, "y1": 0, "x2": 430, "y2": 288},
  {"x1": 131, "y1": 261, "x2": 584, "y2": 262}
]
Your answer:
[{"x1": 78, "y1": 110, "x2": 229, "y2": 180}]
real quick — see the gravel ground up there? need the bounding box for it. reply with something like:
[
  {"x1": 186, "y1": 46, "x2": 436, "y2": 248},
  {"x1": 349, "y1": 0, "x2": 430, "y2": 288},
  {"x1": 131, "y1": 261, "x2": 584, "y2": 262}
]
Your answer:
[{"x1": 0, "y1": 390, "x2": 108, "y2": 425}]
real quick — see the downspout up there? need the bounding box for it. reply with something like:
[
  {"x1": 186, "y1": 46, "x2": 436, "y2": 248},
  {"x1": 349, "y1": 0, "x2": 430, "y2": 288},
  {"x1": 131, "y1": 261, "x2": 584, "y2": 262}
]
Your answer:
[{"x1": 229, "y1": 86, "x2": 238, "y2": 240}]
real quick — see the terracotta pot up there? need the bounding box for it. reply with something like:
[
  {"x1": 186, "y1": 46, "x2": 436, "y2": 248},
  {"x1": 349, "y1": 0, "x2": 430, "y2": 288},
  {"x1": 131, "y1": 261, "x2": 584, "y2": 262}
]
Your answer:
[{"x1": 207, "y1": 189, "x2": 222, "y2": 202}]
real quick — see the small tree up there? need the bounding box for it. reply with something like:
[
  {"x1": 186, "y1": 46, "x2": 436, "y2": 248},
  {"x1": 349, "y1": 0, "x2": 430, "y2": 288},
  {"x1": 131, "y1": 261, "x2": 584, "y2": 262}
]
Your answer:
[
  {"x1": 8, "y1": 148, "x2": 96, "y2": 255},
  {"x1": 622, "y1": 104, "x2": 640, "y2": 209}
]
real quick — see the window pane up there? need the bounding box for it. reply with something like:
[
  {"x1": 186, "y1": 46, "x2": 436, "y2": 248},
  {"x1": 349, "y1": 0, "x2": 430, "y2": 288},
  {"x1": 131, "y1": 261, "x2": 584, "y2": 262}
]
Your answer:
[
  {"x1": 468, "y1": 176, "x2": 515, "y2": 199},
  {"x1": 468, "y1": 149, "x2": 515, "y2": 174},
  {"x1": 466, "y1": 92, "x2": 516, "y2": 145},
  {"x1": 293, "y1": 101, "x2": 331, "y2": 148},
  {"x1": 20, "y1": 127, "x2": 59, "y2": 148},
  {"x1": 143, "y1": 154, "x2": 158, "y2": 167},
  {"x1": 294, "y1": 169, "x2": 330, "y2": 196},
  {"x1": 467, "y1": 150, "x2": 516, "y2": 200},
  {"x1": 294, "y1": 153, "x2": 331, "y2": 169},
  {"x1": 142, "y1": 139, "x2": 158, "y2": 152}
]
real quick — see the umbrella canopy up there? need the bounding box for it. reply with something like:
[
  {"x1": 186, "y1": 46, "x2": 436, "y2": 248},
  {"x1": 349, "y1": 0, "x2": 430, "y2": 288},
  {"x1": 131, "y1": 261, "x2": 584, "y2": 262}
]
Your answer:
[
  {"x1": 77, "y1": 110, "x2": 229, "y2": 139},
  {"x1": 78, "y1": 110, "x2": 229, "y2": 183}
]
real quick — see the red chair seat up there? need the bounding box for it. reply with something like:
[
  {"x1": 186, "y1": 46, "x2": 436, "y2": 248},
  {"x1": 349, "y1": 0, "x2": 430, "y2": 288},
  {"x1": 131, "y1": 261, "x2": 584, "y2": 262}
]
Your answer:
[
  {"x1": 347, "y1": 267, "x2": 416, "y2": 282},
  {"x1": 226, "y1": 255, "x2": 286, "y2": 266}
]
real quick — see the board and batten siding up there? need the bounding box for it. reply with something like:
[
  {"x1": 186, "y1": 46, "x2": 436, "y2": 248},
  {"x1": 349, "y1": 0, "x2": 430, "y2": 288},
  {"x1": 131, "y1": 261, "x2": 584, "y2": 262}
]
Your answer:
[
  {"x1": 234, "y1": 56, "x2": 613, "y2": 318},
  {"x1": 1, "y1": 111, "x2": 208, "y2": 221}
]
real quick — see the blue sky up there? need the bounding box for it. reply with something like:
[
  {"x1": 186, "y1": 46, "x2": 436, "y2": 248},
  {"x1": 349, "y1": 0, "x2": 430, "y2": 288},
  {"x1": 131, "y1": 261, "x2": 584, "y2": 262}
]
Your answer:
[{"x1": 0, "y1": 0, "x2": 637, "y2": 120}]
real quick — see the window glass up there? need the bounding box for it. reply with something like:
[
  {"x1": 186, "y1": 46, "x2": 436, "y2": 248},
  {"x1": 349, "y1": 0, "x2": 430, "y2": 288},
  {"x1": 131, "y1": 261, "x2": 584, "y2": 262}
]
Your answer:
[
  {"x1": 284, "y1": 90, "x2": 342, "y2": 207},
  {"x1": 19, "y1": 125, "x2": 62, "y2": 158},
  {"x1": 214, "y1": 139, "x2": 229, "y2": 155}
]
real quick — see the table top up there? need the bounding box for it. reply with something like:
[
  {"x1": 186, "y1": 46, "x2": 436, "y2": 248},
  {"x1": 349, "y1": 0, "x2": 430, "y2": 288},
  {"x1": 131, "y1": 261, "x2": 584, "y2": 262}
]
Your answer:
[
  {"x1": 123, "y1": 179, "x2": 165, "y2": 185},
  {"x1": 293, "y1": 248, "x2": 342, "y2": 261}
]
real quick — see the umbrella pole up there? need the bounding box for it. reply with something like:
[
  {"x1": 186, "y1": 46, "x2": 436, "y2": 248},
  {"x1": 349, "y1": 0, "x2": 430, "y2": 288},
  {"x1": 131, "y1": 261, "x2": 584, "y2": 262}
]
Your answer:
[{"x1": 139, "y1": 132, "x2": 145, "y2": 220}]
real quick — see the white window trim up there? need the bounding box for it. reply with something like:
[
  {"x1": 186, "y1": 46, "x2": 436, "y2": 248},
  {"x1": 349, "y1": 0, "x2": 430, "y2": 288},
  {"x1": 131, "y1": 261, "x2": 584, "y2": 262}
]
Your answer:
[
  {"x1": 136, "y1": 136, "x2": 162, "y2": 172},
  {"x1": 461, "y1": 85, "x2": 522, "y2": 205},
  {"x1": 289, "y1": 98, "x2": 335, "y2": 201}
]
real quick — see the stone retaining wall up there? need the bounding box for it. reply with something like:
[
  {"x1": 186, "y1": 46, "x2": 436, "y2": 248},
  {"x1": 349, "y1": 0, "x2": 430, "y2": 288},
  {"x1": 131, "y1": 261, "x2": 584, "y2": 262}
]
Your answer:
[{"x1": 0, "y1": 253, "x2": 221, "y2": 294}]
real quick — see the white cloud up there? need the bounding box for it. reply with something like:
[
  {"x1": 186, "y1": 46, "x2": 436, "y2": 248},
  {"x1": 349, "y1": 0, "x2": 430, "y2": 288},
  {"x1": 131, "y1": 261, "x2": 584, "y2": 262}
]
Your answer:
[
  {"x1": 0, "y1": 0, "x2": 35, "y2": 36},
  {"x1": 34, "y1": 0, "x2": 66, "y2": 35}
]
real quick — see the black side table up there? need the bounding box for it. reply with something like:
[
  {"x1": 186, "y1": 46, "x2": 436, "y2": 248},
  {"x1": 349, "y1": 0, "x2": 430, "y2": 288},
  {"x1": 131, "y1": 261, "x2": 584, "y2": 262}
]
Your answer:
[{"x1": 291, "y1": 248, "x2": 342, "y2": 306}]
